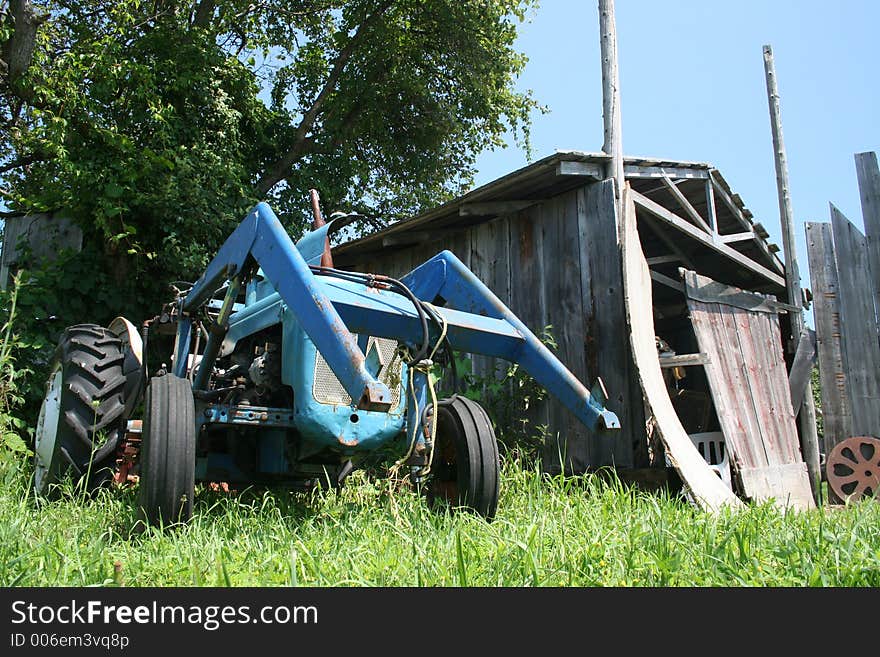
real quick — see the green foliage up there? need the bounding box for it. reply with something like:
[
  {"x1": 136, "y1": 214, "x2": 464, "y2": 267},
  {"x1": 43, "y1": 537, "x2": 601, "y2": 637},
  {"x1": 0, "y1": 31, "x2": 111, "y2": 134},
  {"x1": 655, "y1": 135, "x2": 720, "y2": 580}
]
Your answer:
[
  {"x1": 0, "y1": 274, "x2": 35, "y2": 462},
  {"x1": 448, "y1": 326, "x2": 557, "y2": 466},
  {"x1": 1, "y1": 457, "x2": 878, "y2": 586},
  {"x1": 1, "y1": 0, "x2": 542, "y2": 415}
]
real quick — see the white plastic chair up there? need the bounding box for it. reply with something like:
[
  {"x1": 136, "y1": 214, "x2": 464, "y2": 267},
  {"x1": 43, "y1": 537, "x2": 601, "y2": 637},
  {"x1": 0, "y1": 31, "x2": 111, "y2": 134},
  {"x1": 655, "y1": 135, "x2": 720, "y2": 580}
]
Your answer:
[{"x1": 688, "y1": 431, "x2": 732, "y2": 490}]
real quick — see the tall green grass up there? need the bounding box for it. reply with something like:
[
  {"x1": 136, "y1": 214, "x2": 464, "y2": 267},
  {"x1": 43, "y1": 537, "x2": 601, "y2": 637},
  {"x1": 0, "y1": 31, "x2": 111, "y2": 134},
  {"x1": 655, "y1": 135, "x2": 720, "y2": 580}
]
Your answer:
[{"x1": 0, "y1": 457, "x2": 877, "y2": 587}]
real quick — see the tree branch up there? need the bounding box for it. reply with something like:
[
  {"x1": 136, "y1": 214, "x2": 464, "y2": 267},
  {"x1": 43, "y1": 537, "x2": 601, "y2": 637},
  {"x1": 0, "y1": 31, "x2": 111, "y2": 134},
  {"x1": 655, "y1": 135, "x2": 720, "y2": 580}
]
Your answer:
[
  {"x1": 0, "y1": 152, "x2": 47, "y2": 175},
  {"x1": 1, "y1": 0, "x2": 49, "y2": 87},
  {"x1": 191, "y1": 0, "x2": 215, "y2": 29},
  {"x1": 255, "y1": 0, "x2": 395, "y2": 196}
]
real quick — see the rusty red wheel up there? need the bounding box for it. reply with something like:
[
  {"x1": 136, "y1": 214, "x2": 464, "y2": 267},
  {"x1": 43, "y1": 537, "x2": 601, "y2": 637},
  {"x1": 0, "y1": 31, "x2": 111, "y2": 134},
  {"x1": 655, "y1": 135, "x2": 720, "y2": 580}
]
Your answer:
[{"x1": 826, "y1": 436, "x2": 880, "y2": 502}]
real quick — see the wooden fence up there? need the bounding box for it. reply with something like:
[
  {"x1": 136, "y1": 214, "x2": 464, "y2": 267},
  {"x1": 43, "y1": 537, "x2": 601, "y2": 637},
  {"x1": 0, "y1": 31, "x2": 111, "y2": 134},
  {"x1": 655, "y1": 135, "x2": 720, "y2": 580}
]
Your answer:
[{"x1": 805, "y1": 151, "x2": 880, "y2": 465}]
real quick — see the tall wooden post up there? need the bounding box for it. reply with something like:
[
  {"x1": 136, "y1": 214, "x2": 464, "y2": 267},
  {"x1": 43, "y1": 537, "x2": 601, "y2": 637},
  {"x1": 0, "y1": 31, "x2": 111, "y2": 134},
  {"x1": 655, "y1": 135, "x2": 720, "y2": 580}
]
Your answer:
[
  {"x1": 762, "y1": 44, "x2": 822, "y2": 503},
  {"x1": 855, "y1": 151, "x2": 880, "y2": 335},
  {"x1": 599, "y1": 0, "x2": 624, "y2": 204}
]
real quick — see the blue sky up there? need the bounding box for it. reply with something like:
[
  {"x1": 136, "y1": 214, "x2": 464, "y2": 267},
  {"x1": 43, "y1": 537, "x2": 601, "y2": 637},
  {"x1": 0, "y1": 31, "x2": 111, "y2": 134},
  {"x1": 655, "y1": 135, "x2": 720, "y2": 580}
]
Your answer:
[{"x1": 473, "y1": 0, "x2": 879, "y2": 308}]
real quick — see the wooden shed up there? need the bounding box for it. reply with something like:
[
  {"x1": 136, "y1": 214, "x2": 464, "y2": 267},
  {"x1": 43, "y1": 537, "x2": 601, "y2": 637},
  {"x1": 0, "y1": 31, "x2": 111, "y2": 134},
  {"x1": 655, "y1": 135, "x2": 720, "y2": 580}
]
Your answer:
[{"x1": 333, "y1": 151, "x2": 807, "y2": 504}]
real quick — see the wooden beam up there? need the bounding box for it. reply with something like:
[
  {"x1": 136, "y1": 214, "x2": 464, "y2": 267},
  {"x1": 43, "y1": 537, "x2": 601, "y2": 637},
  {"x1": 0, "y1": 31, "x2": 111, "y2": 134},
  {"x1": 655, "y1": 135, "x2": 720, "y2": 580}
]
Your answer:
[
  {"x1": 658, "y1": 353, "x2": 709, "y2": 368},
  {"x1": 638, "y1": 214, "x2": 696, "y2": 269},
  {"x1": 764, "y1": 43, "x2": 820, "y2": 501},
  {"x1": 632, "y1": 190, "x2": 786, "y2": 288},
  {"x1": 646, "y1": 254, "x2": 681, "y2": 265},
  {"x1": 556, "y1": 160, "x2": 605, "y2": 178},
  {"x1": 710, "y1": 172, "x2": 785, "y2": 275},
  {"x1": 459, "y1": 201, "x2": 538, "y2": 217},
  {"x1": 661, "y1": 175, "x2": 712, "y2": 234},
  {"x1": 625, "y1": 164, "x2": 709, "y2": 180},
  {"x1": 650, "y1": 269, "x2": 684, "y2": 292},
  {"x1": 855, "y1": 151, "x2": 880, "y2": 334},
  {"x1": 720, "y1": 231, "x2": 756, "y2": 243},
  {"x1": 704, "y1": 177, "x2": 718, "y2": 233}
]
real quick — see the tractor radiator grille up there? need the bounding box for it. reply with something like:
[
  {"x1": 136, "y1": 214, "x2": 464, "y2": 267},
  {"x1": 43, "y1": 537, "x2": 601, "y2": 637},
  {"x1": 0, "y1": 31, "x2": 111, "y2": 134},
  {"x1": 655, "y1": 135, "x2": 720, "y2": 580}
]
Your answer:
[{"x1": 312, "y1": 337, "x2": 403, "y2": 410}]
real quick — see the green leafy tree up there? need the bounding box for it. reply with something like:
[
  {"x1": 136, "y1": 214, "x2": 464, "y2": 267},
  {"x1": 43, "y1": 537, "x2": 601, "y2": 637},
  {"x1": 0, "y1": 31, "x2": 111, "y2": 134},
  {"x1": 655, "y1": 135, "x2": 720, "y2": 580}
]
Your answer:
[{"x1": 0, "y1": 0, "x2": 539, "y2": 411}]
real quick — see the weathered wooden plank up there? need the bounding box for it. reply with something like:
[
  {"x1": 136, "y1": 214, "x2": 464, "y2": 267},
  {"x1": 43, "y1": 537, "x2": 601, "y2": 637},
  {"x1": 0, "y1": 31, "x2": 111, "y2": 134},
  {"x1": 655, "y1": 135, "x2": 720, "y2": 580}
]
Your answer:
[
  {"x1": 753, "y1": 306, "x2": 801, "y2": 464},
  {"x1": 632, "y1": 190, "x2": 786, "y2": 287},
  {"x1": 624, "y1": 164, "x2": 709, "y2": 180},
  {"x1": 684, "y1": 270, "x2": 795, "y2": 314},
  {"x1": 855, "y1": 151, "x2": 880, "y2": 334},
  {"x1": 649, "y1": 270, "x2": 684, "y2": 292},
  {"x1": 658, "y1": 353, "x2": 709, "y2": 368},
  {"x1": 661, "y1": 175, "x2": 712, "y2": 234},
  {"x1": 805, "y1": 222, "x2": 852, "y2": 455},
  {"x1": 685, "y1": 271, "x2": 802, "y2": 469},
  {"x1": 469, "y1": 219, "x2": 501, "y2": 395},
  {"x1": 688, "y1": 282, "x2": 813, "y2": 508},
  {"x1": 646, "y1": 254, "x2": 682, "y2": 265},
  {"x1": 508, "y1": 205, "x2": 549, "y2": 442},
  {"x1": 720, "y1": 231, "x2": 756, "y2": 244},
  {"x1": 830, "y1": 205, "x2": 880, "y2": 438},
  {"x1": 788, "y1": 328, "x2": 817, "y2": 415},
  {"x1": 459, "y1": 201, "x2": 539, "y2": 217},
  {"x1": 555, "y1": 160, "x2": 605, "y2": 179},
  {"x1": 704, "y1": 178, "x2": 718, "y2": 233},
  {"x1": 738, "y1": 463, "x2": 815, "y2": 511},
  {"x1": 621, "y1": 187, "x2": 742, "y2": 512},
  {"x1": 577, "y1": 180, "x2": 638, "y2": 470},
  {"x1": 715, "y1": 303, "x2": 768, "y2": 466}
]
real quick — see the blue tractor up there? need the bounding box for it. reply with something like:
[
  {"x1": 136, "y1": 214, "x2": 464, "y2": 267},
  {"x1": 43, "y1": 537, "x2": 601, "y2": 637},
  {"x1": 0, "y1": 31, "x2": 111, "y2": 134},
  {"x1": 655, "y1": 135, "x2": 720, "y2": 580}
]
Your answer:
[{"x1": 33, "y1": 201, "x2": 620, "y2": 524}]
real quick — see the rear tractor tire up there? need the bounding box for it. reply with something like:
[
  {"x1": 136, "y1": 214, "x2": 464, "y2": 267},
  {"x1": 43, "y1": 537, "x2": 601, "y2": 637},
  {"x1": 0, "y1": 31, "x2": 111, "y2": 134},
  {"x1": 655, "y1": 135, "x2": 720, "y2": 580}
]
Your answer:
[
  {"x1": 426, "y1": 395, "x2": 500, "y2": 520},
  {"x1": 34, "y1": 324, "x2": 134, "y2": 496},
  {"x1": 138, "y1": 374, "x2": 196, "y2": 527}
]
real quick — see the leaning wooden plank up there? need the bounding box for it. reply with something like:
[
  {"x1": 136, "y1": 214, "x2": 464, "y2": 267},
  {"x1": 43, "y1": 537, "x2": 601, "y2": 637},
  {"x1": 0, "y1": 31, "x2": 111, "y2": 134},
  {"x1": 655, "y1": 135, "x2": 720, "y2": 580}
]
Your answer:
[
  {"x1": 805, "y1": 222, "x2": 852, "y2": 455},
  {"x1": 684, "y1": 271, "x2": 796, "y2": 314},
  {"x1": 788, "y1": 328, "x2": 817, "y2": 416},
  {"x1": 685, "y1": 271, "x2": 814, "y2": 509},
  {"x1": 738, "y1": 463, "x2": 815, "y2": 511},
  {"x1": 620, "y1": 185, "x2": 742, "y2": 512},
  {"x1": 855, "y1": 151, "x2": 880, "y2": 334},
  {"x1": 830, "y1": 205, "x2": 880, "y2": 438}
]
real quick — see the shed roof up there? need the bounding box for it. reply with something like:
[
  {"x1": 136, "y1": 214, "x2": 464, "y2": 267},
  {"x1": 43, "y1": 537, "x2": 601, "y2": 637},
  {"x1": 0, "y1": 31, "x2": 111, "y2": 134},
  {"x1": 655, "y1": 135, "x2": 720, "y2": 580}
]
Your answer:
[{"x1": 334, "y1": 150, "x2": 786, "y2": 295}]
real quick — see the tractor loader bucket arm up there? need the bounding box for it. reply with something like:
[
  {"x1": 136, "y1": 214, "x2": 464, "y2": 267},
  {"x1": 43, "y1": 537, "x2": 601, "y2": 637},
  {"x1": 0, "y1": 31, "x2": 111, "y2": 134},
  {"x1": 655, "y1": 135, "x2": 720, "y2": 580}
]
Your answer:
[
  {"x1": 400, "y1": 252, "x2": 620, "y2": 432},
  {"x1": 181, "y1": 203, "x2": 620, "y2": 432},
  {"x1": 182, "y1": 202, "x2": 393, "y2": 411}
]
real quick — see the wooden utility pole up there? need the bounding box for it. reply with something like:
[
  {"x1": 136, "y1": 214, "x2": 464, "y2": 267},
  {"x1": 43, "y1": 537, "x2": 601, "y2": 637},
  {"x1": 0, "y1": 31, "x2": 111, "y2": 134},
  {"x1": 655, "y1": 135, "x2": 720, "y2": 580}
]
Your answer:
[
  {"x1": 762, "y1": 44, "x2": 822, "y2": 503},
  {"x1": 599, "y1": 0, "x2": 624, "y2": 203}
]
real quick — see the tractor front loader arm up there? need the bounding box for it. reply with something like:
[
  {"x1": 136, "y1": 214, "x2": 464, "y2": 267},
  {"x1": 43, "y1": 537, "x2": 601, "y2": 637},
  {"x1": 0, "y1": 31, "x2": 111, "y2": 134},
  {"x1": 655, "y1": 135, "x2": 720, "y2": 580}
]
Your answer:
[
  {"x1": 180, "y1": 202, "x2": 394, "y2": 411},
  {"x1": 178, "y1": 202, "x2": 619, "y2": 433},
  {"x1": 400, "y1": 252, "x2": 621, "y2": 433}
]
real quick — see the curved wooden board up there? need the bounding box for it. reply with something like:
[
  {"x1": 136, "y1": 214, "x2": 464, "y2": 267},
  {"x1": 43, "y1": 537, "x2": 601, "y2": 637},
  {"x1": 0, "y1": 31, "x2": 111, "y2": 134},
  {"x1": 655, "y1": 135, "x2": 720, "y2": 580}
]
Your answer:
[{"x1": 621, "y1": 185, "x2": 743, "y2": 512}]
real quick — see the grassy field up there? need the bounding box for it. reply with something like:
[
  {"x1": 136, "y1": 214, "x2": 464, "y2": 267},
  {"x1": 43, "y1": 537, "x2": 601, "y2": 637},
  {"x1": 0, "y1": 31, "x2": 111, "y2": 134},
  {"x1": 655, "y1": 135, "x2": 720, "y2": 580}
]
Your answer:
[{"x1": 1, "y1": 457, "x2": 878, "y2": 587}]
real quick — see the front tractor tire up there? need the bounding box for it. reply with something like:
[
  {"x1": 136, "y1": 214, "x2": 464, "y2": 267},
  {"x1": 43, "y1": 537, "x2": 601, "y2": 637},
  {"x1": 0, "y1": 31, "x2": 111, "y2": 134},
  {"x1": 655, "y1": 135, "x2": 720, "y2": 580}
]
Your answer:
[
  {"x1": 138, "y1": 374, "x2": 196, "y2": 527},
  {"x1": 34, "y1": 325, "x2": 131, "y2": 496},
  {"x1": 427, "y1": 396, "x2": 500, "y2": 520}
]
